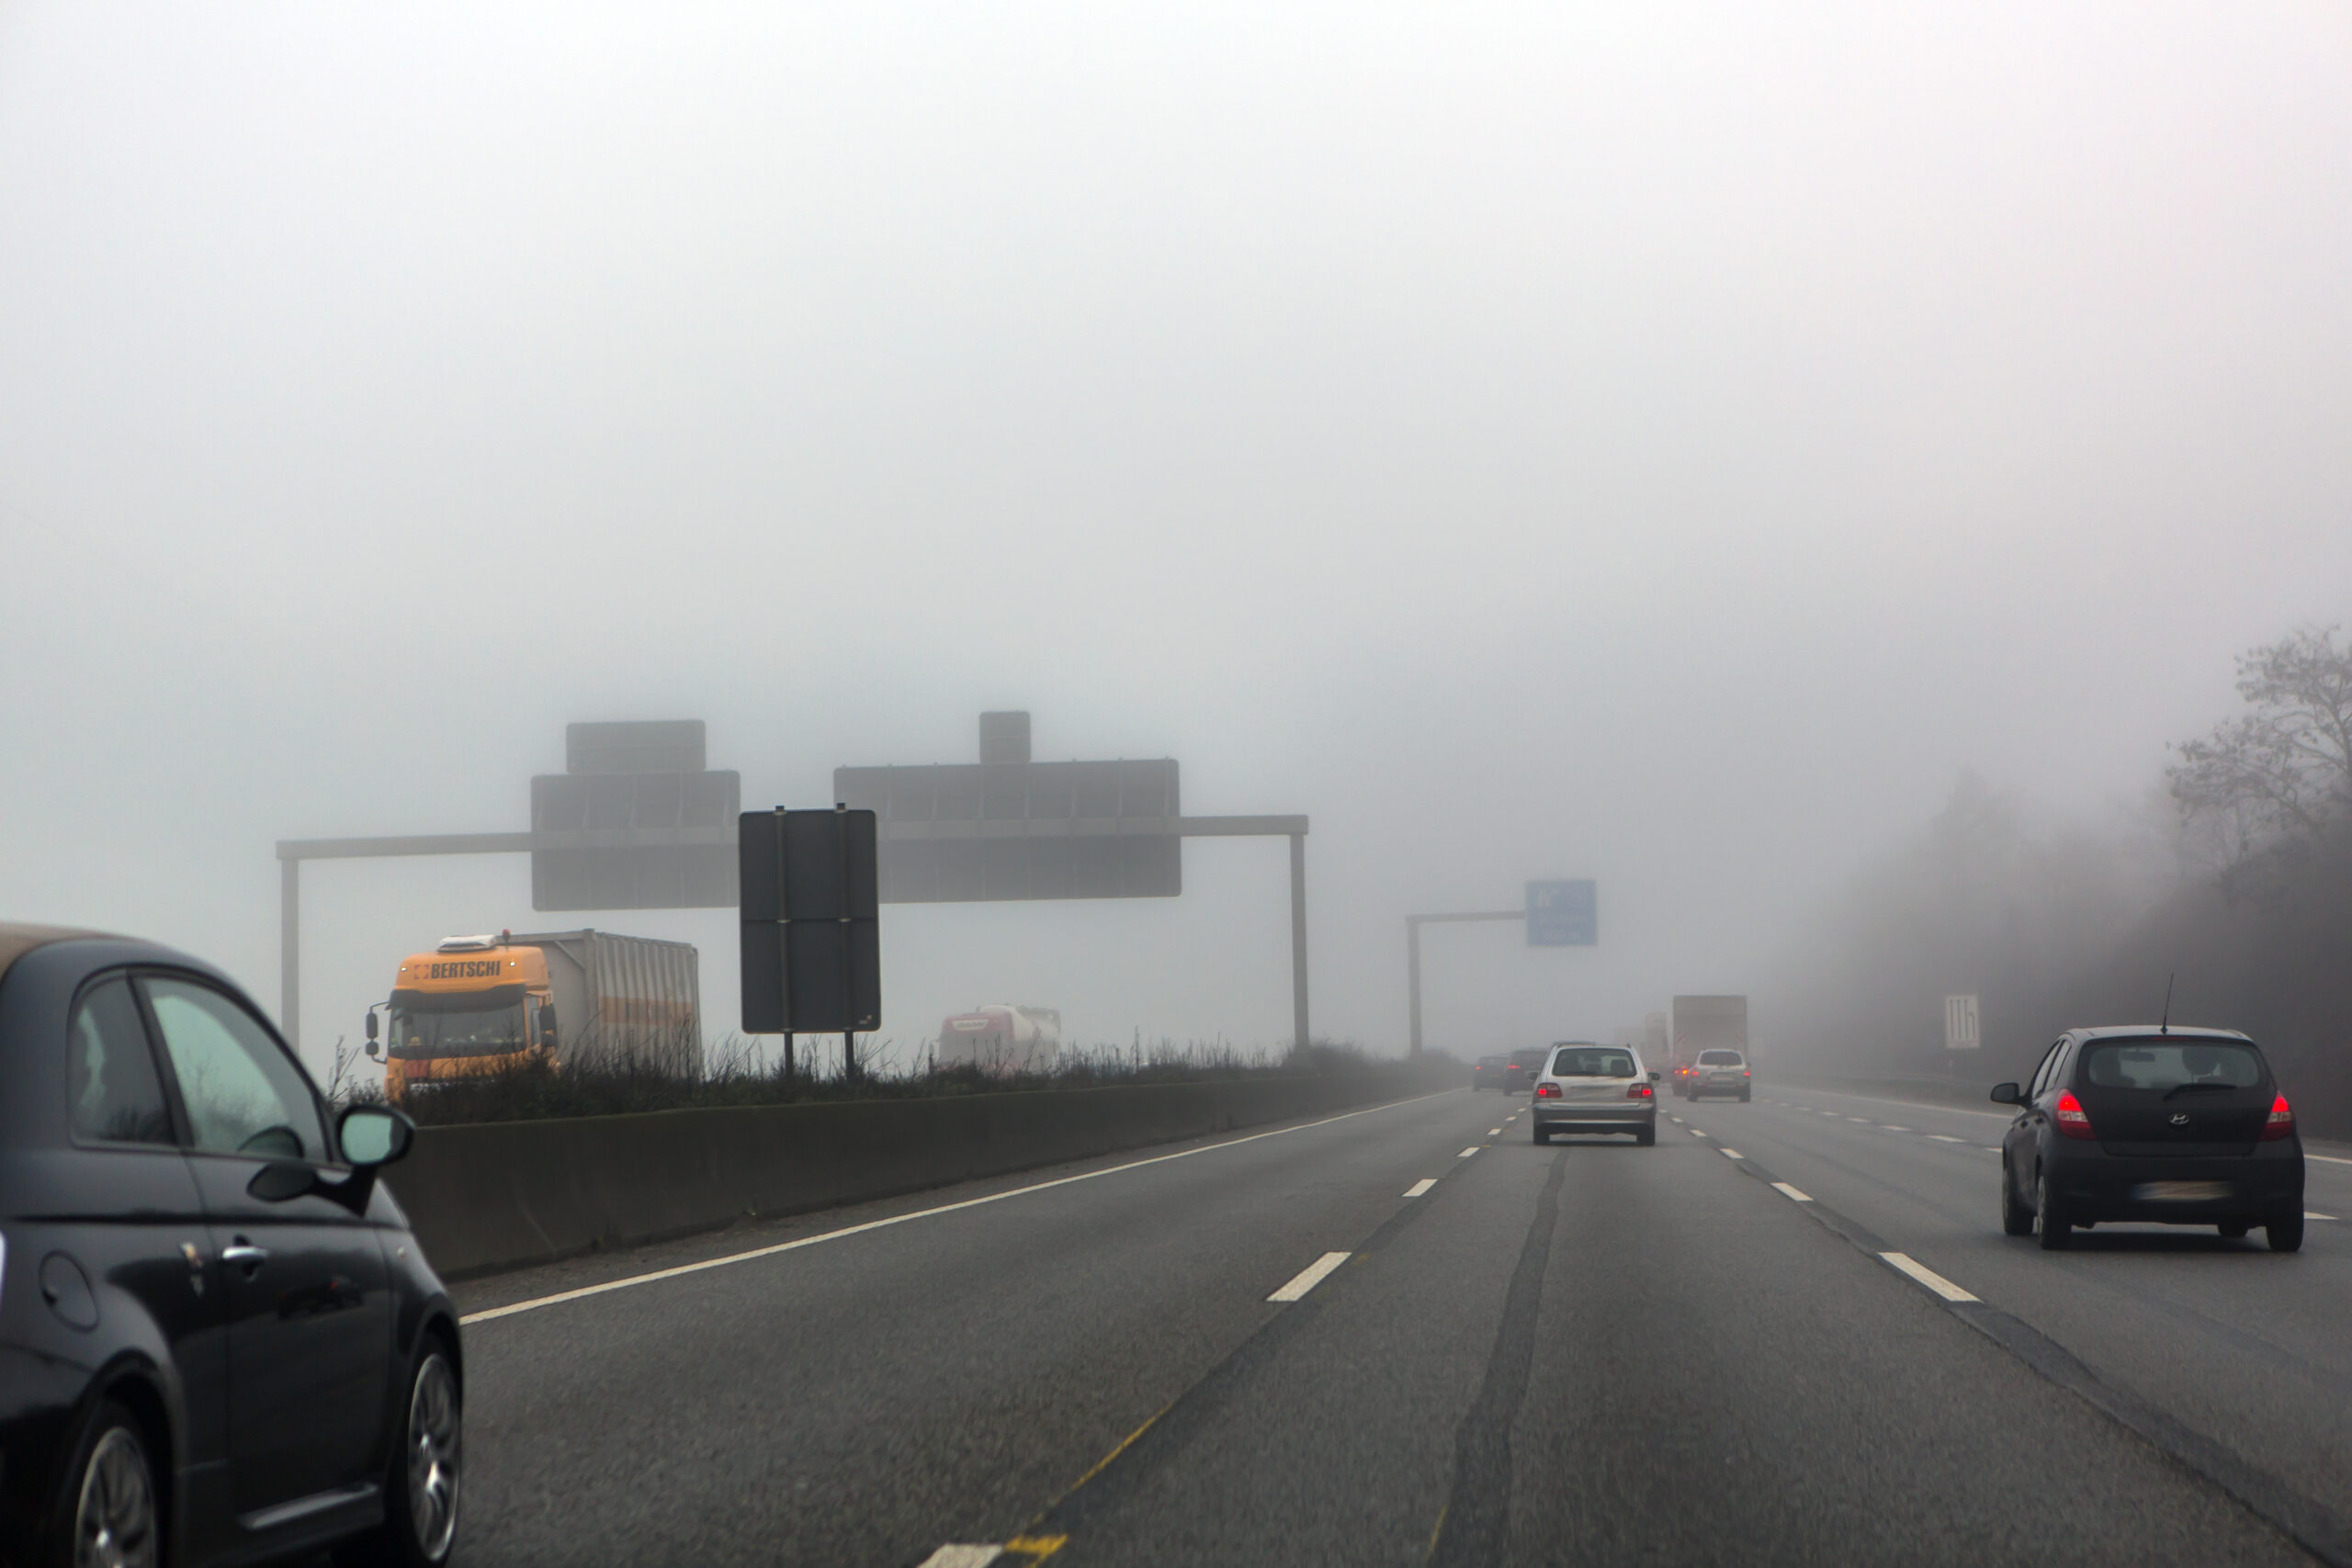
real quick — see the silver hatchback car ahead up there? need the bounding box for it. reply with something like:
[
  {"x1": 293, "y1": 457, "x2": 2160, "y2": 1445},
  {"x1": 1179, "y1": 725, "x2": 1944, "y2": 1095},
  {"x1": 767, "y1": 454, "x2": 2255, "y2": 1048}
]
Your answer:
[{"x1": 1532, "y1": 1042, "x2": 1658, "y2": 1145}]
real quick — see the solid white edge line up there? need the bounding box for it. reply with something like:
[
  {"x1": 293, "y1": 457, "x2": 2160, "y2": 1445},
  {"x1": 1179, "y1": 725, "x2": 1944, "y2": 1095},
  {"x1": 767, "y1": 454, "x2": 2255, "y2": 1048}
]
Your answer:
[
  {"x1": 1719, "y1": 1148, "x2": 1742, "y2": 1159},
  {"x1": 2306, "y1": 1212, "x2": 2337, "y2": 1220},
  {"x1": 1403, "y1": 1179, "x2": 1438, "y2": 1198},
  {"x1": 1268, "y1": 1250, "x2": 1351, "y2": 1303},
  {"x1": 1772, "y1": 1181, "x2": 1813, "y2": 1202},
  {"x1": 1458, "y1": 1146, "x2": 1480, "y2": 1158},
  {"x1": 1880, "y1": 1251, "x2": 1979, "y2": 1303},
  {"x1": 2310, "y1": 1154, "x2": 2352, "y2": 1167},
  {"x1": 459, "y1": 1088, "x2": 1459, "y2": 1325},
  {"x1": 918, "y1": 1548, "x2": 1003, "y2": 1568}
]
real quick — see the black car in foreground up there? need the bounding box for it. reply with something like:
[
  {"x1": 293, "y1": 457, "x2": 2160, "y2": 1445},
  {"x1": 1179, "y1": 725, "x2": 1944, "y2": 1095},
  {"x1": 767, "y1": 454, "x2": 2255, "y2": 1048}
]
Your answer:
[
  {"x1": 1994, "y1": 1025, "x2": 2304, "y2": 1252},
  {"x1": 0, "y1": 923, "x2": 461, "y2": 1567}
]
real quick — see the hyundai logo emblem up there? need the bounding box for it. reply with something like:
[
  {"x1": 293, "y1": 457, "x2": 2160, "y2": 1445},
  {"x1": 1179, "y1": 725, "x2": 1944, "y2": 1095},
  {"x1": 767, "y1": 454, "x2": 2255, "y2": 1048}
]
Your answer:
[{"x1": 2168, "y1": 1111, "x2": 2191, "y2": 1126}]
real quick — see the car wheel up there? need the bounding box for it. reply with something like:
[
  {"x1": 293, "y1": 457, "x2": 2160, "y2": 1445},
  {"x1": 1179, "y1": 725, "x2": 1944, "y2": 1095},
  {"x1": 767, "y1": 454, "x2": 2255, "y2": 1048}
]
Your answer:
[
  {"x1": 1738, "y1": 1090, "x2": 1750, "y2": 1102},
  {"x1": 2266, "y1": 1212, "x2": 2304, "y2": 1254},
  {"x1": 56, "y1": 1401, "x2": 160, "y2": 1568},
  {"x1": 337, "y1": 1343, "x2": 461, "y2": 1568},
  {"x1": 1636, "y1": 1122, "x2": 1656, "y2": 1146},
  {"x1": 1999, "y1": 1158, "x2": 2034, "y2": 1236},
  {"x1": 2034, "y1": 1170, "x2": 2071, "y2": 1250},
  {"x1": 2218, "y1": 1220, "x2": 2249, "y2": 1239},
  {"x1": 1532, "y1": 1125, "x2": 1549, "y2": 1145}
]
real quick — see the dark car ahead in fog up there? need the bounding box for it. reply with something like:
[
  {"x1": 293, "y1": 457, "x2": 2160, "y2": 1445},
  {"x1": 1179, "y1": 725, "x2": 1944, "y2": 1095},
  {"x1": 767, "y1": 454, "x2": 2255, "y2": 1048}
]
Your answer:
[
  {"x1": 1994, "y1": 1026, "x2": 2304, "y2": 1252},
  {"x1": 1471, "y1": 1054, "x2": 1509, "y2": 1092},
  {"x1": 0, "y1": 923, "x2": 462, "y2": 1568},
  {"x1": 1503, "y1": 1047, "x2": 1550, "y2": 1095}
]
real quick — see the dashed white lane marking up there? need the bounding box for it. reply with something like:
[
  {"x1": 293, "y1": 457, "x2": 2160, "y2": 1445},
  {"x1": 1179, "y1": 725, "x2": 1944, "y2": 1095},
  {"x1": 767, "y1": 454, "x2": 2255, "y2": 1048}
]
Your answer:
[
  {"x1": 919, "y1": 1548, "x2": 1002, "y2": 1568},
  {"x1": 1881, "y1": 1125, "x2": 1913, "y2": 1133},
  {"x1": 2310, "y1": 1154, "x2": 2352, "y2": 1167},
  {"x1": 2307, "y1": 1212, "x2": 2337, "y2": 1221},
  {"x1": 1720, "y1": 1148, "x2": 1743, "y2": 1159},
  {"x1": 1268, "y1": 1250, "x2": 1352, "y2": 1303},
  {"x1": 1880, "y1": 1252, "x2": 1979, "y2": 1303},
  {"x1": 1459, "y1": 1146, "x2": 1481, "y2": 1158},
  {"x1": 1819, "y1": 1111, "x2": 1841, "y2": 1118},
  {"x1": 1984, "y1": 1146, "x2": 2002, "y2": 1153},
  {"x1": 1689, "y1": 1129, "x2": 1709, "y2": 1139},
  {"x1": 1772, "y1": 1182, "x2": 1814, "y2": 1201},
  {"x1": 1927, "y1": 1134, "x2": 1965, "y2": 1144},
  {"x1": 1848, "y1": 1117, "x2": 1873, "y2": 1123},
  {"x1": 1488, "y1": 1128, "x2": 1503, "y2": 1135},
  {"x1": 458, "y1": 1089, "x2": 1460, "y2": 1326},
  {"x1": 1404, "y1": 1179, "x2": 1437, "y2": 1198}
]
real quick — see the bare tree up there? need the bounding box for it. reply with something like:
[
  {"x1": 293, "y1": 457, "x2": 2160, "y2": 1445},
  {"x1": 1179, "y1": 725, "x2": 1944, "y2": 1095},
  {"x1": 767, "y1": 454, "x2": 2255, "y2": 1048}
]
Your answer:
[{"x1": 2169, "y1": 626, "x2": 2352, "y2": 879}]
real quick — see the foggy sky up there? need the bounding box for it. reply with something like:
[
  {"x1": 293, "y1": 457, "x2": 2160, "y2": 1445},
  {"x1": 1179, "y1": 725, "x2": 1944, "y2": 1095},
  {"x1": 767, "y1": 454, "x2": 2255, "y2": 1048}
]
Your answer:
[{"x1": 5, "y1": 3, "x2": 2349, "y2": 1081}]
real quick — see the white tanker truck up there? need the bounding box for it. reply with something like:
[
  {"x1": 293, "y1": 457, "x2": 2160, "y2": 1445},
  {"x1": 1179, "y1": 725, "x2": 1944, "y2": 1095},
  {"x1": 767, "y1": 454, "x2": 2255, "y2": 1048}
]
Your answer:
[{"x1": 934, "y1": 1004, "x2": 1063, "y2": 1076}]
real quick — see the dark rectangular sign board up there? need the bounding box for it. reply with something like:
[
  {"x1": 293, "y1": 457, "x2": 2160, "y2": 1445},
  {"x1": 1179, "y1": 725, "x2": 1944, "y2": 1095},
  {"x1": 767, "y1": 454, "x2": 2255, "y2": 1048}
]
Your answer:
[
  {"x1": 740, "y1": 808, "x2": 881, "y2": 1033},
  {"x1": 531, "y1": 770, "x2": 740, "y2": 910},
  {"x1": 1526, "y1": 879, "x2": 1598, "y2": 946},
  {"x1": 832, "y1": 759, "x2": 1181, "y2": 902}
]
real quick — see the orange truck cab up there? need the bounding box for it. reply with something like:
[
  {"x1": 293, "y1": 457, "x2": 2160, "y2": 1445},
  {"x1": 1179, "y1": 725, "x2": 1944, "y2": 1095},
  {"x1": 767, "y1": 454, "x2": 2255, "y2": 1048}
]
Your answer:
[{"x1": 370, "y1": 934, "x2": 556, "y2": 1104}]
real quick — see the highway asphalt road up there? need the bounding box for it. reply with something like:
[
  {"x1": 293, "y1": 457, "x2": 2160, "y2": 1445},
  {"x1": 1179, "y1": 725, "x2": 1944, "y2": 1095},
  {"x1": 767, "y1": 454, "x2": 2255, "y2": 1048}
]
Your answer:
[{"x1": 435, "y1": 1083, "x2": 2352, "y2": 1566}]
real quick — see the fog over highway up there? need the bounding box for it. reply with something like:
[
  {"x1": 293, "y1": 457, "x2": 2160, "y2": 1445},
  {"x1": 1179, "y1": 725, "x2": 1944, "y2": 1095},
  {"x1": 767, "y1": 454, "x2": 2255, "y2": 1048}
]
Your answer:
[{"x1": 5, "y1": 6, "x2": 2352, "y2": 1566}]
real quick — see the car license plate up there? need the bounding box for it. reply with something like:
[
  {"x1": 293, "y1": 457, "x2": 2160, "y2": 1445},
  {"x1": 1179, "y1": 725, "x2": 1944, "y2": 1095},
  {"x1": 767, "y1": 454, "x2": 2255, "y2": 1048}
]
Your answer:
[{"x1": 2132, "y1": 1181, "x2": 2233, "y2": 1202}]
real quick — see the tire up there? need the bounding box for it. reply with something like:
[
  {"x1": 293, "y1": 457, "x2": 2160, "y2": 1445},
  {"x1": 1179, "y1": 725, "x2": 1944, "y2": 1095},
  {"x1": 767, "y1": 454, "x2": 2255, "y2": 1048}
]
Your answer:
[
  {"x1": 2000, "y1": 1159, "x2": 2034, "y2": 1236},
  {"x1": 2034, "y1": 1169, "x2": 2072, "y2": 1251},
  {"x1": 2267, "y1": 1212, "x2": 2304, "y2": 1253},
  {"x1": 1532, "y1": 1125, "x2": 1550, "y2": 1145},
  {"x1": 1738, "y1": 1090, "x2": 1751, "y2": 1103},
  {"x1": 2218, "y1": 1220, "x2": 2249, "y2": 1239},
  {"x1": 53, "y1": 1400, "x2": 160, "y2": 1568},
  {"x1": 1635, "y1": 1122, "x2": 1656, "y2": 1146},
  {"x1": 336, "y1": 1343, "x2": 461, "y2": 1568}
]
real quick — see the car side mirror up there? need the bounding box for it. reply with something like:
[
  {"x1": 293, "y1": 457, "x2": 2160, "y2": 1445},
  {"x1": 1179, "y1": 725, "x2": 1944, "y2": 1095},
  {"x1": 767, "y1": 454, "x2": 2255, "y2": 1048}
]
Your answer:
[
  {"x1": 539, "y1": 1006, "x2": 559, "y2": 1049},
  {"x1": 1648, "y1": 1070, "x2": 1661, "y2": 1082},
  {"x1": 247, "y1": 1160, "x2": 319, "y2": 1202},
  {"x1": 1989, "y1": 1082, "x2": 2023, "y2": 1106},
  {"x1": 339, "y1": 1104, "x2": 415, "y2": 1168}
]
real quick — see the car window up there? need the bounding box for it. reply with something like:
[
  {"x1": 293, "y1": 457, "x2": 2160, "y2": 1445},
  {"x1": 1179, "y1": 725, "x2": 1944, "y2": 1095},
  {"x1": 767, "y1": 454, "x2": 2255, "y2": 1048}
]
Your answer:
[
  {"x1": 2027, "y1": 1041, "x2": 2063, "y2": 1099},
  {"x1": 141, "y1": 976, "x2": 326, "y2": 1161},
  {"x1": 1697, "y1": 1050, "x2": 1743, "y2": 1066},
  {"x1": 2082, "y1": 1040, "x2": 2263, "y2": 1089},
  {"x1": 1550, "y1": 1047, "x2": 1635, "y2": 1077},
  {"x1": 69, "y1": 976, "x2": 176, "y2": 1146}
]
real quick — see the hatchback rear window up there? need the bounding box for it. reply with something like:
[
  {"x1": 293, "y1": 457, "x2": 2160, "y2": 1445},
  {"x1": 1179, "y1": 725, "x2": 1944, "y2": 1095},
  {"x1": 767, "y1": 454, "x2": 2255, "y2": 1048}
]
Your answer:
[
  {"x1": 2081, "y1": 1040, "x2": 2263, "y2": 1090},
  {"x1": 1551, "y1": 1048, "x2": 1634, "y2": 1077},
  {"x1": 1697, "y1": 1050, "x2": 1744, "y2": 1066}
]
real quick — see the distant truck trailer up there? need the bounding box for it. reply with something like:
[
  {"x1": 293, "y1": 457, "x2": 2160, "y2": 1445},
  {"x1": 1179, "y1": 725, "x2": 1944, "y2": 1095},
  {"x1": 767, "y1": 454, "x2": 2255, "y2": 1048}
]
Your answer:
[
  {"x1": 1669, "y1": 995, "x2": 1748, "y2": 1099},
  {"x1": 935, "y1": 1004, "x2": 1062, "y2": 1076},
  {"x1": 368, "y1": 929, "x2": 702, "y2": 1103}
]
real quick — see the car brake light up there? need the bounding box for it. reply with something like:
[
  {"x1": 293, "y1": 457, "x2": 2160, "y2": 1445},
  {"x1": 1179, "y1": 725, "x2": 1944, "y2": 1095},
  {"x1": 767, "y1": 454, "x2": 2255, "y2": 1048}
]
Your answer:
[
  {"x1": 1742, "y1": 1069, "x2": 1751, "y2": 1077},
  {"x1": 2261, "y1": 1093, "x2": 2295, "y2": 1141},
  {"x1": 1627, "y1": 1083, "x2": 1653, "y2": 1099},
  {"x1": 1536, "y1": 1082, "x2": 1560, "y2": 1098},
  {"x1": 2054, "y1": 1090, "x2": 2097, "y2": 1140}
]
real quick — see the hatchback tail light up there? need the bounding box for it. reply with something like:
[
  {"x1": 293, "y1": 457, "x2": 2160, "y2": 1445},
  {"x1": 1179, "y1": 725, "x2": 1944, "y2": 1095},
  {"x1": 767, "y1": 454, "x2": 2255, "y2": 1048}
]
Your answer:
[
  {"x1": 2261, "y1": 1093, "x2": 2296, "y2": 1141},
  {"x1": 1536, "y1": 1082, "x2": 1560, "y2": 1099},
  {"x1": 1627, "y1": 1083, "x2": 1653, "y2": 1100},
  {"x1": 2054, "y1": 1090, "x2": 2097, "y2": 1140}
]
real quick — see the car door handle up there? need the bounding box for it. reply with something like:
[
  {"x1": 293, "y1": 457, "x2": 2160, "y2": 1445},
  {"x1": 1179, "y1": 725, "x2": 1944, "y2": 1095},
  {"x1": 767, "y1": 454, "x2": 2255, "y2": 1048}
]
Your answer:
[{"x1": 221, "y1": 1242, "x2": 269, "y2": 1271}]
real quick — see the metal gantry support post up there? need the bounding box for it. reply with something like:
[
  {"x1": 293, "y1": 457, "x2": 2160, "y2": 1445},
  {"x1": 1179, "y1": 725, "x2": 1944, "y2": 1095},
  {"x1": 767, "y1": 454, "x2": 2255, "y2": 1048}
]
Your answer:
[
  {"x1": 281, "y1": 857, "x2": 300, "y2": 1048},
  {"x1": 1289, "y1": 831, "x2": 1310, "y2": 1052},
  {"x1": 1404, "y1": 909, "x2": 1522, "y2": 1056}
]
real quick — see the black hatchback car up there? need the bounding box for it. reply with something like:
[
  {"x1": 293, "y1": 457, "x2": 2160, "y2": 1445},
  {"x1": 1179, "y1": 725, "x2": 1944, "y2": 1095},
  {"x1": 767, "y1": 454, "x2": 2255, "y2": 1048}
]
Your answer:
[
  {"x1": 0, "y1": 923, "x2": 462, "y2": 1567},
  {"x1": 1993, "y1": 1025, "x2": 2304, "y2": 1252}
]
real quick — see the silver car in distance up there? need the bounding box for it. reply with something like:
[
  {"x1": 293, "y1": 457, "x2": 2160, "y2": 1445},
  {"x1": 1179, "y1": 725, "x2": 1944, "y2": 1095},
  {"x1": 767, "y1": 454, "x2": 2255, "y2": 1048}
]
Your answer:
[{"x1": 1532, "y1": 1043, "x2": 1658, "y2": 1145}]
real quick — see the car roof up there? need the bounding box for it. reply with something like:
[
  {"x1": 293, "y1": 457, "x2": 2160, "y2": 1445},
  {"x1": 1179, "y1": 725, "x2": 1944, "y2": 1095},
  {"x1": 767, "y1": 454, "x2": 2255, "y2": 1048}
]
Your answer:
[
  {"x1": 2068, "y1": 1025, "x2": 2254, "y2": 1043},
  {"x1": 0, "y1": 921, "x2": 119, "y2": 985}
]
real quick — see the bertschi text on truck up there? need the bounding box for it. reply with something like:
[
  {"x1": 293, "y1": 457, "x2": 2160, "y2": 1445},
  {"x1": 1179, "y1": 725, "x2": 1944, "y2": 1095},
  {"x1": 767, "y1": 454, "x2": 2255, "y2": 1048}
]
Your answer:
[{"x1": 367, "y1": 929, "x2": 702, "y2": 1102}]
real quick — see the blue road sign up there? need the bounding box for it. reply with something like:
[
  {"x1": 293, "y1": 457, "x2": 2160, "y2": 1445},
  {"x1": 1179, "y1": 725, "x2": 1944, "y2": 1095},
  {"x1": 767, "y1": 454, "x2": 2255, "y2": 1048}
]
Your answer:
[{"x1": 1526, "y1": 880, "x2": 1597, "y2": 946}]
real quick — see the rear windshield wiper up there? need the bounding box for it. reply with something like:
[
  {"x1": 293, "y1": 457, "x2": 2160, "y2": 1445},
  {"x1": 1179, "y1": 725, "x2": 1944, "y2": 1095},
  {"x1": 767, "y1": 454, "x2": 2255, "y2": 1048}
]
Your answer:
[{"x1": 2161, "y1": 1081, "x2": 2241, "y2": 1100}]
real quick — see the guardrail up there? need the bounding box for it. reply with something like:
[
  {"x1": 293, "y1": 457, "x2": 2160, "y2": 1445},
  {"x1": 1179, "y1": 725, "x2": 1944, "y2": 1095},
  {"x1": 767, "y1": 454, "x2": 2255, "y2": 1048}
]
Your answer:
[{"x1": 388, "y1": 1063, "x2": 1457, "y2": 1279}]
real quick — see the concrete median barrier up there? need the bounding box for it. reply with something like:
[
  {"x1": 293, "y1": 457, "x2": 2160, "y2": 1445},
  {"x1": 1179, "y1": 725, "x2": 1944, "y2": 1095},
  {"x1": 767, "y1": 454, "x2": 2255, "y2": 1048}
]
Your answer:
[{"x1": 389, "y1": 1064, "x2": 1455, "y2": 1279}]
